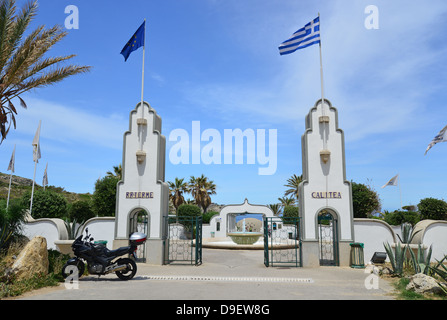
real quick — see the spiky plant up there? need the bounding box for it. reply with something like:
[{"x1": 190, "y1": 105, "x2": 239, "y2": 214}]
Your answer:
[
  {"x1": 384, "y1": 241, "x2": 407, "y2": 277},
  {"x1": 0, "y1": 0, "x2": 91, "y2": 143}
]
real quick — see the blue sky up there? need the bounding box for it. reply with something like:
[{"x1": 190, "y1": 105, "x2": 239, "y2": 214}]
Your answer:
[{"x1": 1, "y1": 0, "x2": 447, "y2": 212}]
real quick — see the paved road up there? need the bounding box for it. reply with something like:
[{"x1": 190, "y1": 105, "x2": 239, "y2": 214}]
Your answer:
[{"x1": 18, "y1": 249, "x2": 395, "y2": 301}]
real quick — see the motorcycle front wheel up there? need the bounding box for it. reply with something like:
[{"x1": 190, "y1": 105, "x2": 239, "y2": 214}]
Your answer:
[
  {"x1": 62, "y1": 259, "x2": 85, "y2": 279},
  {"x1": 115, "y1": 258, "x2": 137, "y2": 280}
]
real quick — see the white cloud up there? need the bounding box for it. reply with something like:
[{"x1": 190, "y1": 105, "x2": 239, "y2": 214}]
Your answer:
[{"x1": 13, "y1": 97, "x2": 127, "y2": 150}]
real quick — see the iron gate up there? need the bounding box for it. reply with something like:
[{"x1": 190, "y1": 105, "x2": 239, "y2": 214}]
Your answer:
[
  {"x1": 164, "y1": 216, "x2": 202, "y2": 265},
  {"x1": 264, "y1": 217, "x2": 301, "y2": 267},
  {"x1": 318, "y1": 211, "x2": 339, "y2": 266},
  {"x1": 129, "y1": 210, "x2": 148, "y2": 262}
]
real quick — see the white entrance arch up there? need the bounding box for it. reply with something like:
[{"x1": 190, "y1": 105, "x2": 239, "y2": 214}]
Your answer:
[{"x1": 207, "y1": 199, "x2": 276, "y2": 239}]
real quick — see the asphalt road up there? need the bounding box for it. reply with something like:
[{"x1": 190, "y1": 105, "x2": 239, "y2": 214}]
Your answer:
[{"x1": 17, "y1": 248, "x2": 395, "y2": 301}]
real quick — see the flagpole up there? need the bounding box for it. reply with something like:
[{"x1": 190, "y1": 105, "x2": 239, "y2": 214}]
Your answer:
[
  {"x1": 318, "y1": 13, "x2": 325, "y2": 118},
  {"x1": 30, "y1": 160, "x2": 37, "y2": 214},
  {"x1": 7, "y1": 172, "x2": 12, "y2": 209},
  {"x1": 140, "y1": 19, "x2": 146, "y2": 119},
  {"x1": 398, "y1": 174, "x2": 403, "y2": 209},
  {"x1": 6, "y1": 144, "x2": 15, "y2": 209},
  {"x1": 318, "y1": 12, "x2": 328, "y2": 154}
]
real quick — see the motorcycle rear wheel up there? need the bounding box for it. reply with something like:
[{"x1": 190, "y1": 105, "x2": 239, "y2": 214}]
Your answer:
[{"x1": 115, "y1": 258, "x2": 137, "y2": 280}]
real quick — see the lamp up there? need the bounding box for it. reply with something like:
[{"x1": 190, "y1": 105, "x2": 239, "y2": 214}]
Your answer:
[
  {"x1": 371, "y1": 252, "x2": 387, "y2": 264},
  {"x1": 320, "y1": 150, "x2": 331, "y2": 164},
  {"x1": 136, "y1": 150, "x2": 146, "y2": 164}
]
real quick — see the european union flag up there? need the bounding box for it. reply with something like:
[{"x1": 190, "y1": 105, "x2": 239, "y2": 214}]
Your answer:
[{"x1": 120, "y1": 21, "x2": 145, "y2": 62}]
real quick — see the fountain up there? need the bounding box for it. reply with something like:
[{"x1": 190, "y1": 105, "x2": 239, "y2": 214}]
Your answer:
[{"x1": 227, "y1": 218, "x2": 263, "y2": 245}]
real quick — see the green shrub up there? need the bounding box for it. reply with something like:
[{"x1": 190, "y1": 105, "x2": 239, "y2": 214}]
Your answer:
[
  {"x1": 203, "y1": 211, "x2": 218, "y2": 224},
  {"x1": 68, "y1": 200, "x2": 94, "y2": 222},
  {"x1": 418, "y1": 197, "x2": 447, "y2": 221},
  {"x1": 177, "y1": 204, "x2": 201, "y2": 217},
  {"x1": 283, "y1": 206, "x2": 299, "y2": 218},
  {"x1": 20, "y1": 190, "x2": 68, "y2": 219},
  {"x1": 92, "y1": 176, "x2": 119, "y2": 217},
  {"x1": 383, "y1": 210, "x2": 420, "y2": 226}
]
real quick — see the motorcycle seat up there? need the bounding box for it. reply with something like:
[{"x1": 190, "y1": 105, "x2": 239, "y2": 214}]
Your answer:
[{"x1": 103, "y1": 247, "x2": 130, "y2": 258}]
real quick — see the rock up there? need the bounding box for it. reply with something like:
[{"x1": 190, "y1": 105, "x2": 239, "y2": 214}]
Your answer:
[
  {"x1": 406, "y1": 273, "x2": 443, "y2": 295},
  {"x1": 11, "y1": 236, "x2": 49, "y2": 281}
]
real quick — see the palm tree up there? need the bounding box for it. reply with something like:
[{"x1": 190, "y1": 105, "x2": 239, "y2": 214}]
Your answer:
[
  {"x1": 189, "y1": 174, "x2": 216, "y2": 213},
  {"x1": 0, "y1": 0, "x2": 91, "y2": 143},
  {"x1": 106, "y1": 164, "x2": 122, "y2": 180},
  {"x1": 278, "y1": 196, "x2": 295, "y2": 207},
  {"x1": 284, "y1": 174, "x2": 303, "y2": 202},
  {"x1": 168, "y1": 177, "x2": 189, "y2": 214},
  {"x1": 268, "y1": 203, "x2": 282, "y2": 216}
]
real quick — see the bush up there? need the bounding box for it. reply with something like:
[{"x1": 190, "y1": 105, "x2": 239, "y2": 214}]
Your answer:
[
  {"x1": 0, "y1": 200, "x2": 27, "y2": 251},
  {"x1": 203, "y1": 211, "x2": 218, "y2": 224},
  {"x1": 418, "y1": 197, "x2": 447, "y2": 221},
  {"x1": 352, "y1": 182, "x2": 381, "y2": 218},
  {"x1": 177, "y1": 204, "x2": 201, "y2": 217},
  {"x1": 20, "y1": 190, "x2": 67, "y2": 220},
  {"x1": 283, "y1": 205, "x2": 299, "y2": 218},
  {"x1": 383, "y1": 210, "x2": 420, "y2": 226},
  {"x1": 92, "y1": 176, "x2": 119, "y2": 217},
  {"x1": 68, "y1": 200, "x2": 94, "y2": 222}
]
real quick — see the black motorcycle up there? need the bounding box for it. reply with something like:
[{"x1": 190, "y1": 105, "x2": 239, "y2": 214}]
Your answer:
[{"x1": 62, "y1": 228, "x2": 147, "y2": 281}]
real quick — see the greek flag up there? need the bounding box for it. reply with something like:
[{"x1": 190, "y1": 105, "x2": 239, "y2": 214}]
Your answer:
[
  {"x1": 279, "y1": 16, "x2": 321, "y2": 55},
  {"x1": 425, "y1": 124, "x2": 447, "y2": 155}
]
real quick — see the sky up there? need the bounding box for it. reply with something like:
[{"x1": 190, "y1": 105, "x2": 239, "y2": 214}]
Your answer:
[{"x1": 1, "y1": 0, "x2": 447, "y2": 212}]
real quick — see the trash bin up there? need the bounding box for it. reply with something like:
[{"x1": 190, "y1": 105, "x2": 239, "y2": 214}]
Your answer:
[{"x1": 350, "y1": 242, "x2": 365, "y2": 268}]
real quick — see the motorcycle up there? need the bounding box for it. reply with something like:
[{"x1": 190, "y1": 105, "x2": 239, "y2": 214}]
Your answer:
[{"x1": 62, "y1": 228, "x2": 147, "y2": 281}]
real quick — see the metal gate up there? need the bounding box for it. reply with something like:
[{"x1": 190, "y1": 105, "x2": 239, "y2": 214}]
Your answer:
[
  {"x1": 318, "y1": 211, "x2": 339, "y2": 266},
  {"x1": 129, "y1": 210, "x2": 148, "y2": 262},
  {"x1": 164, "y1": 216, "x2": 202, "y2": 265},
  {"x1": 264, "y1": 217, "x2": 301, "y2": 267}
]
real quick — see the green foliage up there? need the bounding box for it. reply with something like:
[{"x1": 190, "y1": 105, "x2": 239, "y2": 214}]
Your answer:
[
  {"x1": 397, "y1": 222, "x2": 421, "y2": 244},
  {"x1": 430, "y1": 255, "x2": 447, "y2": 282},
  {"x1": 0, "y1": 0, "x2": 91, "y2": 143},
  {"x1": 92, "y1": 175, "x2": 119, "y2": 217},
  {"x1": 384, "y1": 242, "x2": 407, "y2": 276},
  {"x1": 202, "y1": 211, "x2": 218, "y2": 224},
  {"x1": 408, "y1": 244, "x2": 433, "y2": 275},
  {"x1": 68, "y1": 200, "x2": 94, "y2": 222},
  {"x1": 63, "y1": 218, "x2": 84, "y2": 240},
  {"x1": 351, "y1": 181, "x2": 381, "y2": 218},
  {"x1": 282, "y1": 205, "x2": 299, "y2": 218},
  {"x1": 0, "y1": 199, "x2": 26, "y2": 251},
  {"x1": 20, "y1": 190, "x2": 68, "y2": 219},
  {"x1": 383, "y1": 210, "x2": 420, "y2": 226},
  {"x1": 177, "y1": 204, "x2": 201, "y2": 217},
  {"x1": 418, "y1": 197, "x2": 447, "y2": 221}
]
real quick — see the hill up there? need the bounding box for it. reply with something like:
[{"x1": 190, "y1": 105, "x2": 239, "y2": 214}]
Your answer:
[{"x1": 0, "y1": 172, "x2": 92, "y2": 204}]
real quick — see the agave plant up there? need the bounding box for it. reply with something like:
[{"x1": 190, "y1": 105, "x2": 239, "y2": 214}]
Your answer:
[
  {"x1": 397, "y1": 222, "x2": 421, "y2": 244},
  {"x1": 63, "y1": 218, "x2": 84, "y2": 240},
  {"x1": 429, "y1": 255, "x2": 447, "y2": 294},
  {"x1": 384, "y1": 241, "x2": 407, "y2": 276},
  {"x1": 0, "y1": 0, "x2": 91, "y2": 143},
  {"x1": 408, "y1": 243, "x2": 433, "y2": 275}
]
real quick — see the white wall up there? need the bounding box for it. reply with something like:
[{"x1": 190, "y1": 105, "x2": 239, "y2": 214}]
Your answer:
[
  {"x1": 22, "y1": 218, "x2": 68, "y2": 250},
  {"x1": 353, "y1": 219, "x2": 396, "y2": 264},
  {"x1": 80, "y1": 217, "x2": 116, "y2": 249}
]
